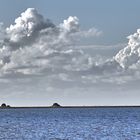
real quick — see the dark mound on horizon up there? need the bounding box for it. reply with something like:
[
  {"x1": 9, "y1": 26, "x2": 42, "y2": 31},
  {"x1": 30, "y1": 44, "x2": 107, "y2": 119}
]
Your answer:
[
  {"x1": 1, "y1": 103, "x2": 11, "y2": 108},
  {"x1": 52, "y1": 103, "x2": 61, "y2": 108}
]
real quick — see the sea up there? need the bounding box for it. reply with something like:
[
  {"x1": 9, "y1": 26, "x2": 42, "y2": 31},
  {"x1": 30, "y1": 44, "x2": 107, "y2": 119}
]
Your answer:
[{"x1": 0, "y1": 107, "x2": 140, "y2": 140}]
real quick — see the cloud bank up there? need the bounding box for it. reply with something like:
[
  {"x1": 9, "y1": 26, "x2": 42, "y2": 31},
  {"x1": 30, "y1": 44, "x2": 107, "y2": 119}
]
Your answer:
[
  {"x1": 0, "y1": 8, "x2": 103, "y2": 78},
  {"x1": 0, "y1": 8, "x2": 140, "y2": 92}
]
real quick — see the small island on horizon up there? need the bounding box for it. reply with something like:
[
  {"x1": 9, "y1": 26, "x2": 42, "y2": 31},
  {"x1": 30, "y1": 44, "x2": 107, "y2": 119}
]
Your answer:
[
  {"x1": 1, "y1": 103, "x2": 140, "y2": 109},
  {"x1": 0, "y1": 103, "x2": 11, "y2": 108}
]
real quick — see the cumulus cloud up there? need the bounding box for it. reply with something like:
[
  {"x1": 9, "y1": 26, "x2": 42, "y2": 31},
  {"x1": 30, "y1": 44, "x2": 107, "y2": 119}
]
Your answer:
[
  {"x1": 6, "y1": 8, "x2": 54, "y2": 43},
  {"x1": 115, "y1": 29, "x2": 140, "y2": 69},
  {"x1": 0, "y1": 8, "x2": 103, "y2": 78},
  {"x1": 60, "y1": 16, "x2": 79, "y2": 33},
  {"x1": 1, "y1": 7, "x2": 140, "y2": 92}
]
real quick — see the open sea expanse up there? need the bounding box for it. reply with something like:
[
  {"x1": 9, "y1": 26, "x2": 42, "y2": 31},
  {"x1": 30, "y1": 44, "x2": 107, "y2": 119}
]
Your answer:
[{"x1": 1, "y1": 107, "x2": 140, "y2": 140}]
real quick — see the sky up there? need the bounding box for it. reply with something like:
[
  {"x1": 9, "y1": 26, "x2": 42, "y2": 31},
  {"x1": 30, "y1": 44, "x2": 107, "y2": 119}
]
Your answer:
[{"x1": 0, "y1": 0, "x2": 140, "y2": 106}]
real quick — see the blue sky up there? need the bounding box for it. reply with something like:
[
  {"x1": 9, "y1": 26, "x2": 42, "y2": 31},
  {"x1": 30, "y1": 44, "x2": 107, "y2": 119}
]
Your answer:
[{"x1": 0, "y1": 1, "x2": 140, "y2": 106}]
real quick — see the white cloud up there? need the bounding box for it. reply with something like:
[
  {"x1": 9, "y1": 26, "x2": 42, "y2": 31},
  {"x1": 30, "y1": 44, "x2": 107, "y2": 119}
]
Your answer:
[
  {"x1": 1, "y1": 8, "x2": 140, "y2": 95},
  {"x1": 0, "y1": 8, "x2": 103, "y2": 78},
  {"x1": 6, "y1": 8, "x2": 54, "y2": 43},
  {"x1": 114, "y1": 29, "x2": 140, "y2": 69},
  {"x1": 60, "y1": 16, "x2": 79, "y2": 33}
]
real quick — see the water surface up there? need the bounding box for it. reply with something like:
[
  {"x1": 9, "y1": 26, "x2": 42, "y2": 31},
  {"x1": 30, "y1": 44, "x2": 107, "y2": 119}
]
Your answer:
[{"x1": 0, "y1": 107, "x2": 140, "y2": 139}]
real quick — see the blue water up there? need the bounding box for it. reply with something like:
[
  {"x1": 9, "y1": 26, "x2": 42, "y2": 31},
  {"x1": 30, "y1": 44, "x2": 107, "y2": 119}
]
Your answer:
[{"x1": 0, "y1": 107, "x2": 140, "y2": 140}]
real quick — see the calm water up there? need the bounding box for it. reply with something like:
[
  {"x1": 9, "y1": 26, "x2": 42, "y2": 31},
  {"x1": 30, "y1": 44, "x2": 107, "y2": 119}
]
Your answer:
[{"x1": 0, "y1": 107, "x2": 140, "y2": 140}]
